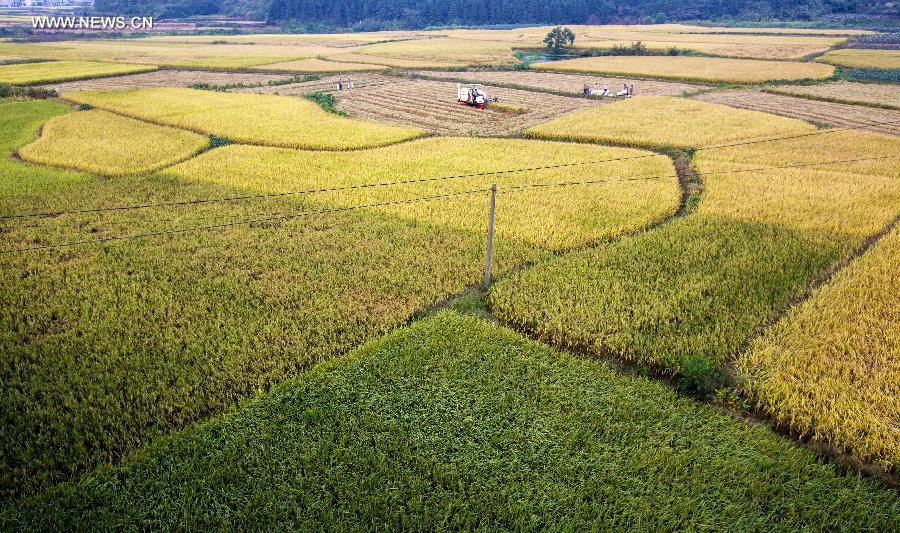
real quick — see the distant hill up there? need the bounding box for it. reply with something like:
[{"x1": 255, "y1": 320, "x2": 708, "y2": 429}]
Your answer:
[{"x1": 94, "y1": 0, "x2": 896, "y2": 28}]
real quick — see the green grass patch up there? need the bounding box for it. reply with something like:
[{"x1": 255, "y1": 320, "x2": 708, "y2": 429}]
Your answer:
[
  {"x1": 2, "y1": 312, "x2": 897, "y2": 529},
  {"x1": 304, "y1": 91, "x2": 347, "y2": 116}
]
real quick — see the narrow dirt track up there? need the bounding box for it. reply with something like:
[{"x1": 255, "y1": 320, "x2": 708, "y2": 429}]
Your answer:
[{"x1": 693, "y1": 89, "x2": 900, "y2": 136}]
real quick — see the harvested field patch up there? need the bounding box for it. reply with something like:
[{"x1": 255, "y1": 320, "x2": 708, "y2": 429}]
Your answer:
[
  {"x1": 738, "y1": 225, "x2": 900, "y2": 472},
  {"x1": 527, "y1": 96, "x2": 816, "y2": 149},
  {"x1": 408, "y1": 69, "x2": 703, "y2": 96},
  {"x1": 693, "y1": 89, "x2": 900, "y2": 136},
  {"x1": 0, "y1": 60, "x2": 156, "y2": 85},
  {"x1": 252, "y1": 58, "x2": 387, "y2": 73},
  {"x1": 63, "y1": 88, "x2": 425, "y2": 150},
  {"x1": 532, "y1": 56, "x2": 835, "y2": 84},
  {"x1": 763, "y1": 81, "x2": 900, "y2": 110},
  {"x1": 43, "y1": 69, "x2": 295, "y2": 93},
  {"x1": 335, "y1": 77, "x2": 601, "y2": 135},
  {"x1": 239, "y1": 74, "x2": 395, "y2": 96},
  {"x1": 18, "y1": 109, "x2": 209, "y2": 177},
  {"x1": 4, "y1": 312, "x2": 899, "y2": 530},
  {"x1": 818, "y1": 49, "x2": 900, "y2": 70}
]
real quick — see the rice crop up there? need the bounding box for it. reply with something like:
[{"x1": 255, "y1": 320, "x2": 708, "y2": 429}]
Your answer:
[
  {"x1": 63, "y1": 88, "x2": 425, "y2": 150},
  {"x1": 164, "y1": 137, "x2": 680, "y2": 250},
  {"x1": 0, "y1": 100, "x2": 90, "y2": 196},
  {"x1": 737, "y1": 226, "x2": 900, "y2": 472},
  {"x1": 17, "y1": 109, "x2": 210, "y2": 177},
  {"x1": 491, "y1": 122, "x2": 900, "y2": 375},
  {"x1": 0, "y1": 40, "x2": 341, "y2": 70},
  {"x1": 3, "y1": 312, "x2": 898, "y2": 530},
  {"x1": 532, "y1": 56, "x2": 835, "y2": 84},
  {"x1": 818, "y1": 49, "x2": 900, "y2": 70},
  {"x1": 0, "y1": 60, "x2": 156, "y2": 85},
  {"x1": 351, "y1": 37, "x2": 518, "y2": 68},
  {"x1": 763, "y1": 81, "x2": 900, "y2": 110},
  {"x1": 0, "y1": 102, "x2": 678, "y2": 499},
  {"x1": 526, "y1": 96, "x2": 816, "y2": 150}
]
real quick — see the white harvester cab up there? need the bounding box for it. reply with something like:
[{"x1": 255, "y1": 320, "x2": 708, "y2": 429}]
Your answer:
[{"x1": 457, "y1": 83, "x2": 496, "y2": 109}]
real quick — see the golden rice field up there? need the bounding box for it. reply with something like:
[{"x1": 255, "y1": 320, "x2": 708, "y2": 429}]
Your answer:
[
  {"x1": 0, "y1": 60, "x2": 156, "y2": 85},
  {"x1": 165, "y1": 138, "x2": 680, "y2": 250},
  {"x1": 138, "y1": 32, "x2": 432, "y2": 47},
  {"x1": 817, "y1": 49, "x2": 900, "y2": 70},
  {"x1": 18, "y1": 109, "x2": 210, "y2": 177},
  {"x1": 63, "y1": 88, "x2": 425, "y2": 150},
  {"x1": 0, "y1": 40, "x2": 334, "y2": 70},
  {"x1": 348, "y1": 38, "x2": 519, "y2": 68},
  {"x1": 526, "y1": 96, "x2": 816, "y2": 149},
  {"x1": 491, "y1": 114, "x2": 900, "y2": 376},
  {"x1": 532, "y1": 56, "x2": 836, "y2": 83},
  {"x1": 763, "y1": 81, "x2": 900, "y2": 110},
  {"x1": 693, "y1": 130, "x2": 900, "y2": 238},
  {"x1": 737, "y1": 225, "x2": 900, "y2": 471},
  {"x1": 442, "y1": 25, "x2": 850, "y2": 59},
  {"x1": 253, "y1": 58, "x2": 387, "y2": 73}
]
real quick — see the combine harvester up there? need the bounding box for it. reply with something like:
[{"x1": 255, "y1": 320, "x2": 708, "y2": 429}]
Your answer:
[{"x1": 457, "y1": 83, "x2": 499, "y2": 109}]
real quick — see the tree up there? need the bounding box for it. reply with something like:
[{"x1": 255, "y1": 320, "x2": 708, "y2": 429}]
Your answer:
[{"x1": 543, "y1": 26, "x2": 575, "y2": 53}]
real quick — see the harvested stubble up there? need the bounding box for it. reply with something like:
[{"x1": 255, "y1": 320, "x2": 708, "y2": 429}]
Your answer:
[
  {"x1": 762, "y1": 81, "x2": 900, "y2": 111},
  {"x1": 165, "y1": 137, "x2": 680, "y2": 250},
  {"x1": 252, "y1": 58, "x2": 387, "y2": 73},
  {"x1": 818, "y1": 49, "x2": 900, "y2": 70},
  {"x1": 0, "y1": 60, "x2": 156, "y2": 85},
  {"x1": 738, "y1": 226, "x2": 900, "y2": 472},
  {"x1": 408, "y1": 70, "x2": 703, "y2": 97},
  {"x1": 491, "y1": 118, "x2": 900, "y2": 377},
  {"x1": 531, "y1": 56, "x2": 835, "y2": 84},
  {"x1": 43, "y1": 69, "x2": 295, "y2": 93},
  {"x1": 692, "y1": 90, "x2": 900, "y2": 136},
  {"x1": 526, "y1": 96, "x2": 816, "y2": 149},
  {"x1": 3, "y1": 312, "x2": 898, "y2": 529},
  {"x1": 335, "y1": 78, "x2": 600, "y2": 136},
  {"x1": 18, "y1": 109, "x2": 210, "y2": 177},
  {"x1": 239, "y1": 74, "x2": 393, "y2": 96},
  {"x1": 63, "y1": 87, "x2": 424, "y2": 150}
]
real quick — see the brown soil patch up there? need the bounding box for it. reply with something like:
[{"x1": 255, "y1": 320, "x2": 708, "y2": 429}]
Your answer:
[
  {"x1": 331, "y1": 76, "x2": 604, "y2": 135},
  {"x1": 693, "y1": 89, "x2": 900, "y2": 136}
]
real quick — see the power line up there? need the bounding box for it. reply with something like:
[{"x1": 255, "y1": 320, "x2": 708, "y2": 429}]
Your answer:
[
  {"x1": 498, "y1": 155, "x2": 899, "y2": 193},
  {"x1": 2, "y1": 154, "x2": 894, "y2": 255},
  {"x1": 0, "y1": 188, "x2": 488, "y2": 255},
  {"x1": 2, "y1": 115, "x2": 898, "y2": 222}
]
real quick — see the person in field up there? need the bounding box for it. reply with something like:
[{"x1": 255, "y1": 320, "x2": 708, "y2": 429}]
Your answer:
[
  {"x1": 337, "y1": 78, "x2": 343, "y2": 91},
  {"x1": 601, "y1": 83, "x2": 609, "y2": 96},
  {"x1": 583, "y1": 83, "x2": 590, "y2": 95}
]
